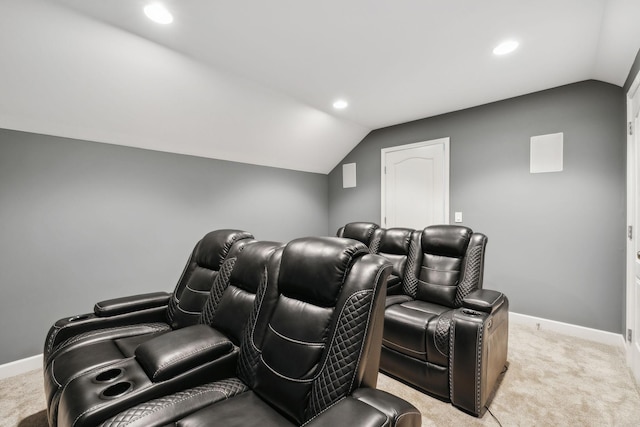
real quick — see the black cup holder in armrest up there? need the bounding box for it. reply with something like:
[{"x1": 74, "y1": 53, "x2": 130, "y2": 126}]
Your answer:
[
  {"x1": 99, "y1": 381, "x2": 133, "y2": 399},
  {"x1": 93, "y1": 368, "x2": 123, "y2": 384}
]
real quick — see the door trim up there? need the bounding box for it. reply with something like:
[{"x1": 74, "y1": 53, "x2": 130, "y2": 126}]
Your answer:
[
  {"x1": 380, "y1": 138, "x2": 450, "y2": 227},
  {"x1": 626, "y1": 68, "x2": 640, "y2": 375}
]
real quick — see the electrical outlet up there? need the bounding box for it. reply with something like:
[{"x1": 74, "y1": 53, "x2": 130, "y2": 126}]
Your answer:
[{"x1": 454, "y1": 212, "x2": 463, "y2": 223}]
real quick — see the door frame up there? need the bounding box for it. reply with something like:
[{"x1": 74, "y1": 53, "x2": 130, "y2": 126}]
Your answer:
[
  {"x1": 626, "y1": 67, "x2": 640, "y2": 378},
  {"x1": 380, "y1": 137, "x2": 450, "y2": 228}
]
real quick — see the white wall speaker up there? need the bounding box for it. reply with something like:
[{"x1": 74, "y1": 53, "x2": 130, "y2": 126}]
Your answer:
[
  {"x1": 343, "y1": 163, "x2": 356, "y2": 188},
  {"x1": 530, "y1": 132, "x2": 563, "y2": 173}
]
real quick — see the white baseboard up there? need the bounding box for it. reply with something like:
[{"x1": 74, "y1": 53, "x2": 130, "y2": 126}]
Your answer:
[
  {"x1": 0, "y1": 354, "x2": 42, "y2": 380},
  {"x1": 510, "y1": 312, "x2": 625, "y2": 348}
]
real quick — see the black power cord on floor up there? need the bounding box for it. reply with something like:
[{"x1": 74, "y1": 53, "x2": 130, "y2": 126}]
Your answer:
[
  {"x1": 485, "y1": 363, "x2": 509, "y2": 427},
  {"x1": 486, "y1": 406, "x2": 503, "y2": 427}
]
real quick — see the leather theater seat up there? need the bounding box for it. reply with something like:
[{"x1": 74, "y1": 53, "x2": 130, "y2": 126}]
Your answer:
[
  {"x1": 380, "y1": 225, "x2": 509, "y2": 416},
  {"x1": 46, "y1": 236, "x2": 421, "y2": 427},
  {"x1": 43, "y1": 229, "x2": 254, "y2": 426}
]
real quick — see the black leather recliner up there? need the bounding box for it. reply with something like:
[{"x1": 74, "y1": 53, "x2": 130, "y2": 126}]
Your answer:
[
  {"x1": 43, "y1": 229, "x2": 254, "y2": 425},
  {"x1": 380, "y1": 225, "x2": 509, "y2": 416},
  {"x1": 52, "y1": 237, "x2": 421, "y2": 427},
  {"x1": 44, "y1": 229, "x2": 254, "y2": 364}
]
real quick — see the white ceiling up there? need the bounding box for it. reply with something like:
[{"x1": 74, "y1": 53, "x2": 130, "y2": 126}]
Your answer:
[{"x1": 1, "y1": 0, "x2": 639, "y2": 173}]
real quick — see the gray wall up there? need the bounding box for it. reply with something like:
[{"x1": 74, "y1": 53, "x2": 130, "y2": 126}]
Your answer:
[
  {"x1": 0, "y1": 129, "x2": 328, "y2": 364},
  {"x1": 329, "y1": 80, "x2": 626, "y2": 333}
]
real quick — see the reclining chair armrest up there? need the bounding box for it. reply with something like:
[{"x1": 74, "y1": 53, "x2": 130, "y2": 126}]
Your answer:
[
  {"x1": 450, "y1": 293, "x2": 509, "y2": 416},
  {"x1": 304, "y1": 389, "x2": 421, "y2": 427},
  {"x1": 44, "y1": 293, "x2": 171, "y2": 362},
  {"x1": 94, "y1": 292, "x2": 171, "y2": 317},
  {"x1": 135, "y1": 324, "x2": 234, "y2": 382},
  {"x1": 303, "y1": 398, "x2": 387, "y2": 427},
  {"x1": 462, "y1": 289, "x2": 506, "y2": 314},
  {"x1": 352, "y1": 388, "x2": 422, "y2": 427}
]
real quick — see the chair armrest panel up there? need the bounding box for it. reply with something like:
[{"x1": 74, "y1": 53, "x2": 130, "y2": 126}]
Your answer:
[
  {"x1": 450, "y1": 295, "x2": 509, "y2": 416},
  {"x1": 352, "y1": 388, "x2": 422, "y2": 427},
  {"x1": 135, "y1": 324, "x2": 233, "y2": 382},
  {"x1": 94, "y1": 292, "x2": 171, "y2": 317},
  {"x1": 462, "y1": 289, "x2": 505, "y2": 314},
  {"x1": 304, "y1": 397, "x2": 388, "y2": 427}
]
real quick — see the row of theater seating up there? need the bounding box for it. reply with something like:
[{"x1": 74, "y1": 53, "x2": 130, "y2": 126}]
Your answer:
[
  {"x1": 43, "y1": 230, "x2": 421, "y2": 427},
  {"x1": 337, "y1": 222, "x2": 509, "y2": 416}
]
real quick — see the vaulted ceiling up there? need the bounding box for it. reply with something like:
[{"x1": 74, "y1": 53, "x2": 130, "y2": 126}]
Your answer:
[{"x1": 1, "y1": 0, "x2": 639, "y2": 173}]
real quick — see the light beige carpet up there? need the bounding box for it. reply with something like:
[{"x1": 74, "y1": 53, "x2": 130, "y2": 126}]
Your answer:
[
  {"x1": 1, "y1": 323, "x2": 639, "y2": 427},
  {"x1": 377, "y1": 323, "x2": 640, "y2": 426}
]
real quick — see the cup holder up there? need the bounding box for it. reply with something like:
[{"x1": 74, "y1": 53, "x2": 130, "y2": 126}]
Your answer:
[
  {"x1": 462, "y1": 309, "x2": 480, "y2": 316},
  {"x1": 94, "y1": 368, "x2": 123, "y2": 384},
  {"x1": 67, "y1": 314, "x2": 91, "y2": 322},
  {"x1": 99, "y1": 381, "x2": 133, "y2": 400}
]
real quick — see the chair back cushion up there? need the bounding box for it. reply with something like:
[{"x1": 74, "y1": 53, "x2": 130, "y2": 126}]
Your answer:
[
  {"x1": 167, "y1": 229, "x2": 253, "y2": 328},
  {"x1": 416, "y1": 225, "x2": 472, "y2": 307},
  {"x1": 238, "y1": 237, "x2": 391, "y2": 424},
  {"x1": 199, "y1": 241, "x2": 282, "y2": 345},
  {"x1": 376, "y1": 228, "x2": 415, "y2": 287}
]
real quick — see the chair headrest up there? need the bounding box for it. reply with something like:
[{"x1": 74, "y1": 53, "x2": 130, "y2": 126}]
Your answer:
[
  {"x1": 378, "y1": 228, "x2": 414, "y2": 254},
  {"x1": 278, "y1": 237, "x2": 369, "y2": 307},
  {"x1": 194, "y1": 229, "x2": 254, "y2": 269},
  {"x1": 230, "y1": 241, "x2": 282, "y2": 293},
  {"x1": 421, "y1": 225, "x2": 472, "y2": 258},
  {"x1": 339, "y1": 222, "x2": 380, "y2": 244}
]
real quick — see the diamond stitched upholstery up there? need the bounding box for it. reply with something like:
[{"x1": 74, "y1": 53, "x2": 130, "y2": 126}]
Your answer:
[
  {"x1": 99, "y1": 378, "x2": 248, "y2": 427},
  {"x1": 198, "y1": 258, "x2": 236, "y2": 326},
  {"x1": 308, "y1": 290, "x2": 373, "y2": 418},
  {"x1": 453, "y1": 244, "x2": 483, "y2": 307},
  {"x1": 237, "y1": 273, "x2": 266, "y2": 388},
  {"x1": 434, "y1": 311, "x2": 454, "y2": 357},
  {"x1": 402, "y1": 236, "x2": 420, "y2": 298}
]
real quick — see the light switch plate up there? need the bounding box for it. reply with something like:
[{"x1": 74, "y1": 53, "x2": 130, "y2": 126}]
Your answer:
[{"x1": 454, "y1": 212, "x2": 463, "y2": 223}]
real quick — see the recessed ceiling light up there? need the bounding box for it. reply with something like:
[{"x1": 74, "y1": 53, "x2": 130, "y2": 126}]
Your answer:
[
  {"x1": 333, "y1": 99, "x2": 348, "y2": 109},
  {"x1": 493, "y1": 40, "x2": 519, "y2": 56},
  {"x1": 144, "y1": 3, "x2": 173, "y2": 24}
]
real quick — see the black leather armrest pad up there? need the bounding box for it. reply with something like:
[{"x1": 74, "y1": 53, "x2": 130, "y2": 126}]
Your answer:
[
  {"x1": 135, "y1": 324, "x2": 233, "y2": 382},
  {"x1": 304, "y1": 397, "x2": 387, "y2": 427},
  {"x1": 462, "y1": 289, "x2": 505, "y2": 314},
  {"x1": 94, "y1": 292, "x2": 171, "y2": 317},
  {"x1": 353, "y1": 388, "x2": 422, "y2": 427}
]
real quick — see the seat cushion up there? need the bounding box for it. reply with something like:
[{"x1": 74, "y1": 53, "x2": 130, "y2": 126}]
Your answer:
[
  {"x1": 383, "y1": 300, "x2": 449, "y2": 364},
  {"x1": 176, "y1": 391, "x2": 295, "y2": 427}
]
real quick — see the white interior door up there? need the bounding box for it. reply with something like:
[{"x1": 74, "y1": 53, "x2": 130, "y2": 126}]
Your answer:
[
  {"x1": 381, "y1": 138, "x2": 449, "y2": 229},
  {"x1": 629, "y1": 72, "x2": 640, "y2": 383}
]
